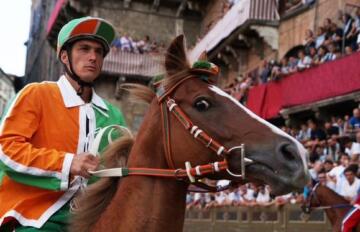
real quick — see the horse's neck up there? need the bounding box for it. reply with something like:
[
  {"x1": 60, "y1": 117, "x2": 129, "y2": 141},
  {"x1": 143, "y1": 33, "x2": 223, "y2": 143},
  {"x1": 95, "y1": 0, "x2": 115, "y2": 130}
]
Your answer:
[
  {"x1": 317, "y1": 186, "x2": 349, "y2": 228},
  {"x1": 93, "y1": 105, "x2": 189, "y2": 232}
]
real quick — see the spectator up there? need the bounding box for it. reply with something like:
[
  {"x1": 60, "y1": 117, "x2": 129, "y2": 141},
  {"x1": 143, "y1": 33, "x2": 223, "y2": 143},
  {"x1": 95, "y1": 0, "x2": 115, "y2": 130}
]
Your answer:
[
  {"x1": 355, "y1": 8, "x2": 360, "y2": 34},
  {"x1": 223, "y1": 188, "x2": 240, "y2": 206},
  {"x1": 111, "y1": 37, "x2": 122, "y2": 51},
  {"x1": 296, "y1": 123, "x2": 310, "y2": 142},
  {"x1": 322, "y1": 42, "x2": 337, "y2": 62},
  {"x1": 323, "y1": 159, "x2": 334, "y2": 172},
  {"x1": 238, "y1": 184, "x2": 256, "y2": 205},
  {"x1": 308, "y1": 119, "x2": 327, "y2": 141},
  {"x1": 345, "y1": 45, "x2": 353, "y2": 55},
  {"x1": 303, "y1": 29, "x2": 315, "y2": 54},
  {"x1": 318, "y1": 168, "x2": 336, "y2": 191},
  {"x1": 308, "y1": 46, "x2": 318, "y2": 61},
  {"x1": 329, "y1": 22, "x2": 343, "y2": 49},
  {"x1": 315, "y1": 27, "x2": 328, "y2": 49},
  {"x1": 344, "y1": 114, "x2": 351, "y2": 134},
  {"x1": 259, "y1": 60, "x2": 271, "y2": 84},
  {"x1": 238, "y1": 77, "x2": 252, "y2": 103},
  {"x1": 213, "y1": 191, "x2": 227, "y2": 206},
  {"x1": 348, "y1": 108, "x2": 360, "y2": 132},
  {"x1": 335, "y1": 117, "x2": 346, "y2": 136},
  {"x1": 288, "y1": 56, "x2": 298, "y2": 73},
  {"x1": 297, "y1": 49, "x2": 312, "y2": 70},
  {"x1": 344, "y1": 132, "x2": 360, "y2": 162},
  {"x1": 323, "y1": 18, "x2": 333, "y2": 36},
  {"x1": 150, "y1": 40, "x2": 159, "y2": 53},
  {"x1": 355, "y1": 8, "x2": 360, "y2": 50},
  {"x1": 314, "y1": 45, "x2": 327, "y2": 64},
  {"x1": 309, "y1": 160, "x2": 324, "y2": 180},
  {"x1": 343, "y1": 13, "x2": 355, "y2": 47},
  {"x1": 338, "y1": 164, "x2": 360, "y2": 202},
  {"x1": 279, "y1": 56, "x2": 290, "y2": 76},
  {"x1": 256, "y1": 185, "x2": 271, "y2": 205},
  {"x1": 325, "y1": 136, "x2": 341, "y2": 161},
  {"x1": 137, "y1": 35, "x2": 151, "y2": 53},
  {"x1": 274, "y1": 192, "x2": 293, "y2": 206},
  {"x1": 328, "y1": 153, "x2": 350, "y2": 194},
  {"x1": 120, "y1": 34, "x2": 133, "y2": 52},
  {"x1": 186, "y1": 192, "x2": 195, "y2": 209},
  {"x1": 324, "y1": 121, "x2": 339, "y2": 138},
  {"x1": 130, "y1": 37, "x2": 140, "y2": 53},
  {"x1": 269, "y1": 60, "x2": 281, "y2": 81}
]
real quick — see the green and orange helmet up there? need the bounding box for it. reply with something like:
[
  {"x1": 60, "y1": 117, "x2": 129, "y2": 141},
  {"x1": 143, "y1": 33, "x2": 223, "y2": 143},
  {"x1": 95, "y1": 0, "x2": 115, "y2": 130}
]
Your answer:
[{"x1": 57, "y1": 16, "x2": 116, "y2": 58}]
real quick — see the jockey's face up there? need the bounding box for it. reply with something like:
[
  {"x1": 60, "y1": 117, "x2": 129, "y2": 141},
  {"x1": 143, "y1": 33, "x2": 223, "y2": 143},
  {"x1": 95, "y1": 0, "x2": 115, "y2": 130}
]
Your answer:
[{"x1": 61, "y1": 39, "x2": 104, "y2": 83}]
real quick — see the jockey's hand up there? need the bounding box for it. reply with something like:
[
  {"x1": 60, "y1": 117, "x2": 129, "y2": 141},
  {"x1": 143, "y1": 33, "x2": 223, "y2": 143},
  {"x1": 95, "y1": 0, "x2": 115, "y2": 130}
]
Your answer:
[{"x1": 70, "y1": 153, "x2": 100, "y2": 179}]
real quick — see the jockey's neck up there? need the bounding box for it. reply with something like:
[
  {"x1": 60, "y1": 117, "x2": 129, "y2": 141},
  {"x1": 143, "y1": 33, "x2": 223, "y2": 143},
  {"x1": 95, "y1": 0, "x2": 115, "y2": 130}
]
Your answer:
[{"x1": 65, "y1": 74, "x2": 93, "y2": 103}]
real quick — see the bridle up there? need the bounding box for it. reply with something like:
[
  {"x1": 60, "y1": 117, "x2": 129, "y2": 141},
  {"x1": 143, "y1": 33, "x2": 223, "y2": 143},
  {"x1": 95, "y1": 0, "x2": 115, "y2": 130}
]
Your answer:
[
  {"x1": 302, "y1": 183, "x2": 352, "y2": 214},
  {"x1": 90, "y1": 65, "x2": 253, "y2": 192},
  {"x1": 303, "y1": 183, "x2": 321, "y2": 214}
]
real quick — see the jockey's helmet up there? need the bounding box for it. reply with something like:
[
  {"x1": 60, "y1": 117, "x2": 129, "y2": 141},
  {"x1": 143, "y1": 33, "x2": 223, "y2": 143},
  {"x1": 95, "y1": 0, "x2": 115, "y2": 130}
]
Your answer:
[{"x1": 57, "y1": 16, "x2": 116, "y2": 58}]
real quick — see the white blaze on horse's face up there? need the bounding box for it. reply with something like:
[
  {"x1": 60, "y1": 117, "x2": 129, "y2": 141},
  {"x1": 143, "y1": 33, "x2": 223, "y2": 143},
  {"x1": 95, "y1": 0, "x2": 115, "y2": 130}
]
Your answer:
[{"x1": 208, "y1": 85, "x2": 308, "y2": 174}]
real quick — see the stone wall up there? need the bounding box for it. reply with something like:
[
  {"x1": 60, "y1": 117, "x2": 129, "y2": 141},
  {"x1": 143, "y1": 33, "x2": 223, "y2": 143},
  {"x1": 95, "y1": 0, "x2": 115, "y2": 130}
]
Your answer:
[
  {"x1": 200, "y1": 0, "x2": 229, "y2": 37},
  {"x1": 88, "y1": 0, "x2": 201, "y2": 47}
]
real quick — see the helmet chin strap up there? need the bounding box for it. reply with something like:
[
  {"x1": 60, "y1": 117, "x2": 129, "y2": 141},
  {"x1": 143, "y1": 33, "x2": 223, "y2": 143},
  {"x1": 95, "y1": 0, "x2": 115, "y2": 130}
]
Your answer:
[{"x1": 64, "y1": 47, "x2": 94, "y2": 96}]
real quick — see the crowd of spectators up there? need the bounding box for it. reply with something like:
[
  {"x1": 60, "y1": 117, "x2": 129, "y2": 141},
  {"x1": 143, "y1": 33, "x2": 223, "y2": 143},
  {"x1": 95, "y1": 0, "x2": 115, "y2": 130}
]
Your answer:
[
  {"x1": 186, "y1": 107, "x2": 360, "y2": 210},
  {"x1": 110, "y1": 34, "x2": 165, "y2": 54},
  {"x1": 186, "y1": 181, "x2": 302, "y2": 210},
  {"x1": 226, "y1": 8, "x2": 360, "y2": 103}
]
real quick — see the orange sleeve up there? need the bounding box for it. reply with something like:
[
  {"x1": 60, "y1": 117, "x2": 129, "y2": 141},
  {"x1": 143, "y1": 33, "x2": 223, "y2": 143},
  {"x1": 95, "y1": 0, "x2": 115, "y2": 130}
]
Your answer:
[{"x1": 0, "y1": 84, "x2": 74, "y2": 190}]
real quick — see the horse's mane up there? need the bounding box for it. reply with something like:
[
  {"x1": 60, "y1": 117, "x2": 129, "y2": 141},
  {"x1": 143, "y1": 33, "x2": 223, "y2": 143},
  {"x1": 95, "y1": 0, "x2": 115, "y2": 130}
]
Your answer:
[
  {"x1": 70, "y1": 35, "x2": 194, "y2": 232},
  {"x1": 70, "y1": 134, "x2": 133, "y2": 232}
]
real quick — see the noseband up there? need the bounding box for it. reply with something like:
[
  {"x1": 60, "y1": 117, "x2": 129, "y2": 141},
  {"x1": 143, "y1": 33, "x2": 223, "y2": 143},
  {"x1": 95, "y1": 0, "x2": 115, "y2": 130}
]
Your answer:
[{"x1": 91, "y1": 64, "x2": 253, "y2": 192}]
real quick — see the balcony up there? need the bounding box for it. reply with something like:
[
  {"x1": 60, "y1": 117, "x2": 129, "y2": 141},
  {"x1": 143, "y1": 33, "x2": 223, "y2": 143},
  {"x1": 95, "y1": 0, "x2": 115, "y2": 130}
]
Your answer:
[
  {"x1": 189, "y1": 0, "x2": 279, "y2": 62},
  {"x1": 102, "y1": 50, "x2": 164, "y2": 78},
  {"x1": 246, "y1": 51, "x2": 360, "y2": 119}
]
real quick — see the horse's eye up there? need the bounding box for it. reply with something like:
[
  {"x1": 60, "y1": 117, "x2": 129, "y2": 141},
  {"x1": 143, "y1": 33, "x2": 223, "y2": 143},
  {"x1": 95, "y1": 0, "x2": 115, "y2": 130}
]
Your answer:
[{"x1": 194, "y1": 99, "x2": 211, "y2": 112}]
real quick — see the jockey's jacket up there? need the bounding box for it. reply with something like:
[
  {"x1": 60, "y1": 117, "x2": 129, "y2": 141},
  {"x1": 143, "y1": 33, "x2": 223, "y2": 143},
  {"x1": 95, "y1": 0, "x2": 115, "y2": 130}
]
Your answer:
[{"x1": 0, "y1": 76, "x2": 126, "y2": 228}]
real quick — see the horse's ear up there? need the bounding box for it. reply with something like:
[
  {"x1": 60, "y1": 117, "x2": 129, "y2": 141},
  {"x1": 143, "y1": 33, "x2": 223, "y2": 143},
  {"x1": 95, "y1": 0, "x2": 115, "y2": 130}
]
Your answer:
[
  {"x1": 165, "y1": 35, "x2": 190, "y2": 76},
  {"x1": 198, "y1": 51, "x2": 208, "y2": 61}
]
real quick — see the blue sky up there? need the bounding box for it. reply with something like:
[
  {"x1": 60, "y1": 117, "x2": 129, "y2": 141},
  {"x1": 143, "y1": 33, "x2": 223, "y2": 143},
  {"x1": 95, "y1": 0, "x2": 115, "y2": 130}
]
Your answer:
[{"x1": 0, "y1": 1, "x2": 31, "y2": 76}]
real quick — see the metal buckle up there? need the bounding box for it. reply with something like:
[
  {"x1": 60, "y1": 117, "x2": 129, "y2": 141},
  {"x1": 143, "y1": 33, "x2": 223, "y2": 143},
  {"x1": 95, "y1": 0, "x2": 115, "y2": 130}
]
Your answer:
[{"x1": 226, "y1": 144, "x2": 248, "y2": 179}]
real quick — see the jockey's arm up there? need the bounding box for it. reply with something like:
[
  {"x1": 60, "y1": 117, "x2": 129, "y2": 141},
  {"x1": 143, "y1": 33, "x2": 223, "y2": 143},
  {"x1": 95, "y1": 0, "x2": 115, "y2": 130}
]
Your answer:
[{"x1": 0, "y1": 86, "x2": 74, "y2": 191}]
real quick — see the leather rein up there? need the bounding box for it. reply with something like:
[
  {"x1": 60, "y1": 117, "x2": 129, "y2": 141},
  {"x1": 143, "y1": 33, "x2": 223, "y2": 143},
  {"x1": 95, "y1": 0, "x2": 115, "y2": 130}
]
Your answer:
[{"x1": 91, "y1": 72, "x2": 253, "y2": 192}]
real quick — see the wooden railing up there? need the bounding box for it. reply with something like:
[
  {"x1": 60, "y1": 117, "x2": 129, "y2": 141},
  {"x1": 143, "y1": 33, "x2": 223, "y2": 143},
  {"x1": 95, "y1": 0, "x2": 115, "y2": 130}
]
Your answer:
[
  {"x1": 184, "y1": 204, "x2": 332, "y2": 232},
  {"x1": 102, "y1": 50, "x2": 164, "y2": 77}
]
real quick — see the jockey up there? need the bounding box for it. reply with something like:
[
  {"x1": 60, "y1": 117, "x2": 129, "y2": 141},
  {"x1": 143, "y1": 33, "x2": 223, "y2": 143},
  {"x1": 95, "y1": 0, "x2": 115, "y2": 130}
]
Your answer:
[
  {"x1": 342, "y1": 191, "x2": 360, "y2": 232},
  {"x1": 0, "y1": 16, "x2": 126, "y2": 231}
]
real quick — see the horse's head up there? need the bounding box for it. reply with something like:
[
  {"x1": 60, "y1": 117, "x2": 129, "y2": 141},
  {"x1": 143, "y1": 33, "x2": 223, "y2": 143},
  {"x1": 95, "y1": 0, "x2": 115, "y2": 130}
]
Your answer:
[{"x1": 158, "y1": 35, "x2": 309, "y2": 195}]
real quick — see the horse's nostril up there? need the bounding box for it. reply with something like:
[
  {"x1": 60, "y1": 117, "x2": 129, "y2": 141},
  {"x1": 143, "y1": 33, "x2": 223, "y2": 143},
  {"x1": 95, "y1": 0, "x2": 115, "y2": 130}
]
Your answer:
[{"x1": 278, "y1": 143, "x2": 296, "y2": 161}]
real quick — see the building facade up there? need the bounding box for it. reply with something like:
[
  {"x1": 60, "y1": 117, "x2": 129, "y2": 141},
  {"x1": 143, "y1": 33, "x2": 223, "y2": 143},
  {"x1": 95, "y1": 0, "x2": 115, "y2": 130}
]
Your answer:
[{"x1": 0, "y1": 69, "x2": 16, "y2": 118}]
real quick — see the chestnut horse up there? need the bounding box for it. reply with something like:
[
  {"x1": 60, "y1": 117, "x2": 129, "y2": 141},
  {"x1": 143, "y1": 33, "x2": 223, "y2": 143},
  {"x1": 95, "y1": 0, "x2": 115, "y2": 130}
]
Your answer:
[
  {"x1": 303, "y1": 183, "x2": 359, "y2": 232},
  {"x1": 70, "y1": 35, "x2": 309, "y2": 232}
]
